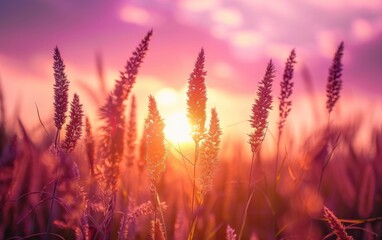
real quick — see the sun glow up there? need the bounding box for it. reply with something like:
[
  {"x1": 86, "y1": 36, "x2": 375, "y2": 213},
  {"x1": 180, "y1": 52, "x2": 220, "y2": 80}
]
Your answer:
[
  {"x1": 164, "y1": 112, "x2": 193, "y2": 144},
  {"x1": 154, "y1": 88, "x2": 194, "y2": 145}
]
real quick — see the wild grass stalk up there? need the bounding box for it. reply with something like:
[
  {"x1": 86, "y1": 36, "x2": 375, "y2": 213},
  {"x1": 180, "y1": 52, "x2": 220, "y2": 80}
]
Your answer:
[
  {"x1": 124, "y1": 95, "x2": 137, "y2": 203},
  {"x1": 275, "y1": 49, "x2": 296, "y2": 191},
  {"x1": 47, "y1": 47, "x2": 70, "y2": 236},
  {"x1": 93, "y1": 31, "x2": 152, "y2": 238},
  {"x1": 318, "y1": 41, "x2": 344, "y2": 193},
  {"x1": 144, "y1": 95, "x2": 167, "y2": 239},
  {"x1": 248, "y1": 60, "x2": 275, "y2": 190},
  {"x1": 53, "y1": 47, "x2": 69, "y2": 148},
  {"x1": 239, "y1": 60, "x2": 274, "y2": 240},
  {"x1": 0, "y1": 79, "x2": 6, "y2": 130},
  {"x1": 84, "y1": 117, "x2": 95, "y2": 176},
  {"x1": 326, "y1": 42, "x2": 344, "y2": 124},
  {"x1": 126, "y1": 95, "x2": 137, "y2": 168},
  {"x1": 47, "y1": 93, "x2": 83, "y2": 234},
  {"x1": 186, "y1": 48, "x2": 207, "y2": 222},
  {"x1": 198, "y1": 108, "x2": 222, "y2": 201},
  {"x1": 226, "y1": 225, "x2": 237, "y2": 240},
  {"x1": 187, "y1": 108, "x2": 221, "y2": 240},
  {"x1": 145, "y1": 96, "x2": 166, "y2": 185},
  {"x1": 61, "y1": 94, "x2": 83, "y2": 153},
  {"x1": 358, "y1": 164, "x2": 376, "y2": 218},
  {"x1": 97, "y1": 30, "x2": 152, "y2": 193},
  {"x1": 323, "y1": 206, "x2": 354, "y2": 240}
]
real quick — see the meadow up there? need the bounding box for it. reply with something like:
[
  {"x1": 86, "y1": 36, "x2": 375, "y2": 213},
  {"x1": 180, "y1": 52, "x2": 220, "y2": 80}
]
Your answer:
[{"x1": 0, "y1": 30, "x2": 381, "y2": 240}]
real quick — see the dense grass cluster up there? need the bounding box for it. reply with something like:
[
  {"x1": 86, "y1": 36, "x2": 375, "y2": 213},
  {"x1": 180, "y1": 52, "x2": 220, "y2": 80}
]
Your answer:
[{"x1": 0, "y1": 31, "x2": 381, "y2": 240}]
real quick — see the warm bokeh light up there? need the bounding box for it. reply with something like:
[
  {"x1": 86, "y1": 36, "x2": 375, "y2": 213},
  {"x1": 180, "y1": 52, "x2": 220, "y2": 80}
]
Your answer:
[{"x1": 163, "y1": 112, "x2": 193, "y2": 144}]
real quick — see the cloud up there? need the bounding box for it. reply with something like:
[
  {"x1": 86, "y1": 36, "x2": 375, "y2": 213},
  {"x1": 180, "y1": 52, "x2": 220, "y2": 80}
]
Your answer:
[
  {"x1": 210, "y1": 7, "x2": 243, "y2": 28},
  {"x1": 351, "y1": 18, "x2": 374, "y2": 42},
  {"x1": 211, "y1": 62, "x2": 235, "y2": 80},
  {"x1": 266, "y1": 44, "x2": 294, "y2": 62},
  {"x1": 316, "y1": 30, "x2": 342, "y2": 58},
  {"x1": 179, "y1": 0, "x2": 220, "y2": 12},
  {"x1": 119, "y1": 5, "x2": 159, "y2": 26},
  {"x1": 227, "y1": 30, "x2": 267, "y2": 60},
  {"x1": 306, "y1": 0, "x2": 382, "y2": 10},
  {"x1": 230, "y1": 30, "x2": 265, "y2": 48}
]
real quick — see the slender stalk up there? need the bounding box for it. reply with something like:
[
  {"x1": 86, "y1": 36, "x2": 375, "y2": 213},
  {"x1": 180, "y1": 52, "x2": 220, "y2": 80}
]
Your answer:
[
  {"x1": 153, "y1": 186, "x2": 168, "y2": 240},
  {"x1": 107, "y1": 193, "x2": 117, "y2": 240},
  {"x1": 273, "y1": 133, "x2": 281, "y2": 236},
  {"x1": 238, "y1": 186, "x2": 256, "y2": 240},
  {"x1": 46, "y1": 159, "x2": 60, "y2": 235},
  {"x1": 54, "y1": 129, "x2": 60, "y2": 149},
  {"x1": 187, "y1": 215, "x2": 199, "y2": 240},
  {"x1": 317, "y1": 115, "x2": 332, "y2": 193},
  {"x1": 247, "y1": 154, "x2": 256, "y2": 196},
  {"x1": 276, "y1": 49, "x2": 296, "y2": 193},
  {"x1": 189, "y1": 141, "x2": 200, "y2": 240},
  {"x1": 274, "y1": 134, "x2": 281, "y2": 192},
  {"x1": 190, "y1": 141, "x2": 199, "y2": 217}
]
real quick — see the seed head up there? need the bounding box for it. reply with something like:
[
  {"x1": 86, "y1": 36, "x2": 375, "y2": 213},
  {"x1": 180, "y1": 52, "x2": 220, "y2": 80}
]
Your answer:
[
  {"x1": 187, "y1": 48, "x2": 207, "y2": 143},
  {"x1": 326, "y1": 42, "x2": 344, "y2": 114},
  {"x1": 61, "y1": 94, "x2": 83, "y2": 152},
  {"x1": 53, "y1": 47, "x2": 70, "y2": 130},
  {"x1": 249, "y1": 60, "x2": 275, "y2": 154},
  {"x1": 279, "y1": 49, "x2": 296, "y2": 134},
  {"x1": 145, "y1": 96, "x2": 166, "y2": 185}
]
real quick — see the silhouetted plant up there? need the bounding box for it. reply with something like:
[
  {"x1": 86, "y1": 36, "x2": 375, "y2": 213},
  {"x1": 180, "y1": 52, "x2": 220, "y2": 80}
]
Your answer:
[
  {"x1": 326, "y1": 42, "x2": 344, "y2": 118},
  {"x1": 145, "y1": 95, "x2": 166, "y2": 185},
  {"x1": 61, "y1": 94, "x2": 83, "y2": 153},
  {"x1": 323, "y1": 206, "x2": 354, "y2": 240},
  {"x1": 53, "y1": 47, "x2": 70, "y2": 147},
  {"x1": 198, "y1": 108, "x2": 222, "y2": 200},
  {"x1": 97, "y1": 30, "x2": 152, "y2": 193}
]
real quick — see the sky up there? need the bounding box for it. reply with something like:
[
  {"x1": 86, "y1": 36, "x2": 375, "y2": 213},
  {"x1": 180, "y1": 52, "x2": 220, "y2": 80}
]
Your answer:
[{"x1": 0, "y1": 0, "x2": 381, "y2": 146}]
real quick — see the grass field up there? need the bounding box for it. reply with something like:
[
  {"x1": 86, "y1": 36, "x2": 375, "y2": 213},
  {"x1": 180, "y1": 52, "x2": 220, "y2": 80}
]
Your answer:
[{"x1": 0, "y1": 30, "x2": 381, "y2": 240}]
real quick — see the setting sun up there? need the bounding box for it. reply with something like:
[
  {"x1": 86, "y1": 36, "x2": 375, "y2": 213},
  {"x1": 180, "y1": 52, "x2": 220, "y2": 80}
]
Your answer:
[
  {"x1": 163, "y1": 112, "x2": 193, "y2": 144},
  {"x1": 154, "y1": 87, "x2": 194, "y2": 144}
]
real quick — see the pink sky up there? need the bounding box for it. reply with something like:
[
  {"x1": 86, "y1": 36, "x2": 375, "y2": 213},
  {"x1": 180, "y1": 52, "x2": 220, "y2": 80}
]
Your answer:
[{"x1": 0, "y1": 0, "x2": 381, "y2": 146}]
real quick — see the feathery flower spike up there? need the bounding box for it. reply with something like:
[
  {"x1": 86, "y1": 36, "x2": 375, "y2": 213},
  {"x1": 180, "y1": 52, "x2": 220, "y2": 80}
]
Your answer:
[
  {"x1": 126, "y1": 95, "x2": 137, "y2": 167},
  {"x1": 199, "y1": 108, "x2": 222, "y2": 198},
  {"x1": 187, "y1": 48, "x2": 207, "y2": 143},
  {"x1": 61, "y1": 94, "x2": 83, "y2": 152},
  {"x1": 53, "y1": 47, "x2": 70, "y2": 130},
  {"x1": 249, "y1": 60, "x2": 275, "y2": 154},
  {"x1": 226, "y1": 225, "x2": 237, "y2": 240},
  {"x1": 323, "y1": 206, "x2": 354, "y2": 240},
  {"x1": 97, "y1": 30, "x2": 152, "y2": 191},
  {"x1": 85, "y1": 117, "x2": 95, "y2": 175},
  {"x1": 326, "y1": 42, "x2": 344, "y2": 114},
  {"x1": 145, "y1": 95, "x2": 166, "y2": 185},
  {"x1": 278, "y1": 49, "x2": 296, "y2": 134}
]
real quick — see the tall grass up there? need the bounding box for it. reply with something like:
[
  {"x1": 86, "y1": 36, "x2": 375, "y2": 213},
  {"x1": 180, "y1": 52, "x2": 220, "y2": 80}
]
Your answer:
[
  {"x1": 1, "y1": 32, "x2": 381, "y2": 240},
  {"x1": 186, "y1": 48, "x2": 207, "y2": 221}
]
